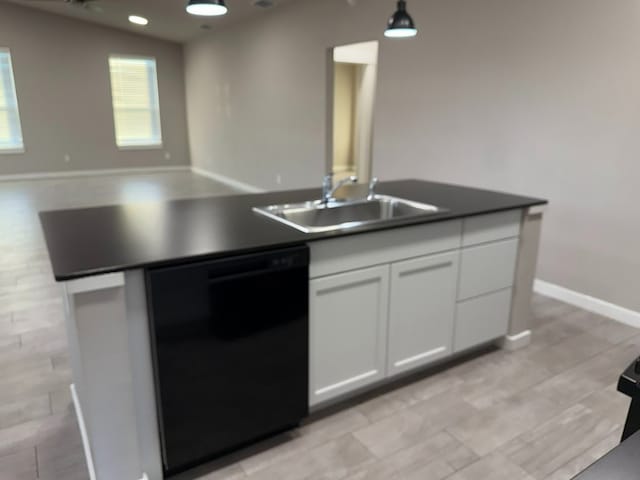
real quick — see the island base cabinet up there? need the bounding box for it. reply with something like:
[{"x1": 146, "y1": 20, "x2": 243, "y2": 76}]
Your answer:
[
  {"x1": 309, "y1": 266, "x2": 389, "y2": 406},
  {"x1": 308, "y1": 209, "x2": 526, "y2": 407},
  {"x1": 454, "y1": 288, "x2": 513, "y2": 352},
  {"x1": 387, "y1": 252, "x2": 459, "y2": 377}
]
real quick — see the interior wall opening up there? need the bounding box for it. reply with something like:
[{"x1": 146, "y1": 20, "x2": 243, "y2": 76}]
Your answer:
[{"x1": 328, "y1": 41, "x2": 379, "y2": 184}]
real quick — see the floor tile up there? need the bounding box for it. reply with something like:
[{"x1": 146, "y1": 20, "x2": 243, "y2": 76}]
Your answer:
[
  {"x1": 0, "y1": 394, "x2": 51, "y2": 431},
  {"x1": 522, "y1": 331, "x2": 614, "y2": 375},
  {"x1": 0, "y1": 447, "x2": 37, "y2": 480},
  {"x1": 502, "y1": 403, "x2": 619, "y2": 478},
  {"x1": 543, "y1": 431, "x2": 620, "y2": 480},
  {"x1": 446, "y1": 452, "x2": 536, "y2": 480},
  {"x1": 447, "y1": 390, "x2": 561, "y2": 457},
  {"x1": 247, "y1": 434, "x2": 373, "y2": 480},
  {"x1": 353, "y1": 390, "x2": 478, "y2": 459},
  {"x1": 239, "y1": 409, "x2": 370, "y2": 476}
]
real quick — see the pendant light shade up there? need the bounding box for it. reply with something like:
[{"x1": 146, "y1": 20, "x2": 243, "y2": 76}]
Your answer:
[
  {"x1": 384, "y1": 0, "x2": 417, "y2": 38},
  {"x1": 186, "y1": 0, "x2": 228, "y2": 16}
]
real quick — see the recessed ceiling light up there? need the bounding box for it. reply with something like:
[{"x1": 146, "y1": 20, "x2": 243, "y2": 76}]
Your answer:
[
  {"x1": 128, "y1": 15, "x2": 149, "y2": 26},
  {"x1": 252, "y1": 0, "x2": 275, "y2": 8}
]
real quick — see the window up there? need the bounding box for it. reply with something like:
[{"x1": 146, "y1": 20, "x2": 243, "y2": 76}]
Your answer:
[
  {"x1": 108, "y1": 56, "x2": 162, "y2": 148},
  {"x1": 0, "y1": 49, "x2": 24, "y2": 153}
]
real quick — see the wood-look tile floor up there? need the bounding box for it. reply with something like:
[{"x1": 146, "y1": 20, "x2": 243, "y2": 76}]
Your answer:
[{"x1": 0, "y1": 171, "x2": 637, "y2": 480}]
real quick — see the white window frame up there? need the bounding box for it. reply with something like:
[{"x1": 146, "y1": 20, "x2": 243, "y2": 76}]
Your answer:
[
  {"x1": 0, "y1": 48, "x2": 25, "y2": 154},
  {"x1": 108, "y1": 54, "x2": 163, "y2": 150}
]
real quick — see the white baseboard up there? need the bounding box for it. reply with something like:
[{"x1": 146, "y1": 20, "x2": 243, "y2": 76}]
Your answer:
[
  {"x1": 191, "y1": 166, "x2": 265, "y2": 193},
  {"x1": 534, "y1": 279, "x2": 640, "y2": 328},
  {"x1": 498, "y1": 330, "x2": 532, "y2": 351},
  {"x1": 71, "y1": 384, "x2": 97, "y2": 480},
  {"x1": 0, "y1": 165, "x2": 189, "y2": 182}
]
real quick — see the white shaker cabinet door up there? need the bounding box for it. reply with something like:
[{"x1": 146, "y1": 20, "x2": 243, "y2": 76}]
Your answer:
[
  {"x1": 309, "y1": 265, "x2": 389, "y2": 406},
  {"x1": 387, "y1": 251, "x2": 459, "y2": 377}
]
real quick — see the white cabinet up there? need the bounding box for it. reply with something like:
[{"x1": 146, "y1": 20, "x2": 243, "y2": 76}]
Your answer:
[
  {"x1": 309, "y1": 265, "x2": 389, "y2": 406},
  {"x1": 387, "y1": 252, "x2": 459, "y2": 376},
  {"x1": 308, "y1": 209, "x2": 524, "y2": 408}
]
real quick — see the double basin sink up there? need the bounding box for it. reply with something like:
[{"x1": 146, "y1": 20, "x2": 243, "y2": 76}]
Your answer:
[{"x1": 253, "y1": 194, "x2": 447, "y2": 233}]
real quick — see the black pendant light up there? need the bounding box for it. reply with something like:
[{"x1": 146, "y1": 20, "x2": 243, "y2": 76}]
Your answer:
[
  {"x1": 186, "y1": 0, "x2": 228, "y2": 16},
  {"x1": 384, "y1": 0, "x2": 417, "y2": 38}
]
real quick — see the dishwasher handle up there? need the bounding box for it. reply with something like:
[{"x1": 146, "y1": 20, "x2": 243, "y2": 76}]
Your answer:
[
  {"x1": 208, "y1": 266, "x2": 291, "y2": 284},
  {"x1": 206, "y1": 245, "x2": 309, "y2": 281}
]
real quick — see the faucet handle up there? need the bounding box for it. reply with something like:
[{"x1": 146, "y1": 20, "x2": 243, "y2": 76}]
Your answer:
[
  {"x1": 368, "y1": 177, "x2": 379, "y2": 199},
  {"x1": 322, "y1": 172, "x2": 334, "y2": 189}
]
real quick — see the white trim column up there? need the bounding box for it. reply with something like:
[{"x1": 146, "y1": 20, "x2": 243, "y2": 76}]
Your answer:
[{"x1": 501, "y1": 205, "x2": 545, "y2": 350}]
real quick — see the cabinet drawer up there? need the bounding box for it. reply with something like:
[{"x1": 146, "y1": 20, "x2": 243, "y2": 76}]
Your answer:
[
  {"x1": 454, "y1": 288, "x2": 512, "y2": 352},
  {"x1": 462, "y1": 210, "x2": 522, "y2": 247},
  {"x1": 458, "y1": 238, "x2": 518, "y2": 300},
  {"x1": 309, "y1": 221, "x2": 462, "y2": 278}
]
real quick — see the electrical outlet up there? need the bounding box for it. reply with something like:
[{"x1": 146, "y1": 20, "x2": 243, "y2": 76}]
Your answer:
[
  {"x1": 276, "y1": 174, "x2": 282, "y2": 185},
  {"x1": 164, "y1": 152, "x2": 171, "y2": 160},
  {"x1": 63, "y1": 154, "x2": 71, "y2": 163}
]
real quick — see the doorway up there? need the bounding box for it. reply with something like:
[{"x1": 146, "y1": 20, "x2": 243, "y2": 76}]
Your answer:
[{"x1": 328, "y1": 41, "x2": 379, "y2": 184}]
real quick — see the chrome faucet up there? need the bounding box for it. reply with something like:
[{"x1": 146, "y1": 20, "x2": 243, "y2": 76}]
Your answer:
[
  {"x1": 321, "y1": 173, "x2": 358, "y2": 204},
  {"x1": 367, "y1": 177, "x2": 379, "y2": 200}
]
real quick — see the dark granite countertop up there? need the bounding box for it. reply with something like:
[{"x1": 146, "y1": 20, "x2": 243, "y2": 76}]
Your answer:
[
  {"x1": 572, "y1": 430, "x2": 636, "y2": 479},
  {"x1": 39, "y1": 179, "x2": 547, "y2": 281}
]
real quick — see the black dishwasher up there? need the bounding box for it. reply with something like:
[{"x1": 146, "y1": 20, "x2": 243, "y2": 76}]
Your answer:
[{"x1": 146, "y1": 245, "x2": 309, "y2": 476}]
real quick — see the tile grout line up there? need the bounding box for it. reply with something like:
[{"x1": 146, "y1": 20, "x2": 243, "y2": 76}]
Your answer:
[{"x1": 35, "y1": 445, "x2": 40, "y2": 478}]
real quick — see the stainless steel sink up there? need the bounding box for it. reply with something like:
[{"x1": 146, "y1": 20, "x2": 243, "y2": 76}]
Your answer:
[{"x1": 253, "y1": 195, "x2": 447, "y2": 233}]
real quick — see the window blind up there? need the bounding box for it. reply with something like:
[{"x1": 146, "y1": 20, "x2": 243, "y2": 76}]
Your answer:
[
  {"x1": 0, "y1": 49, "x2": 24, "y2": 152},
  {"x1": 109, "y1": 56, "x2": 162, "y2": 148}
]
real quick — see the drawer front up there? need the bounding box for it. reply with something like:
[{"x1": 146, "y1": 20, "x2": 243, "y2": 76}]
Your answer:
[
  {"x1": 458, "y1": 238, "x2": 518, "y2": 300},
  {"x1": 309, "y1": 221, "x2": 462, "y2": 278},
  {"x1": 454, "y1": 288, "x2": 512, "y2": 352},
  {"x1": 462, "y1": 210, "x2": 522, "y2": 247}
]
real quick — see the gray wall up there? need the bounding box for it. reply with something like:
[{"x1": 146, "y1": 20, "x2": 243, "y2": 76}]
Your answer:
[
  {"x1": 0, "y1": 1, "x2": 190, "y2": 175},
  {"x1": 185, "y1": 0, "x2": 640, "y2": 312}
]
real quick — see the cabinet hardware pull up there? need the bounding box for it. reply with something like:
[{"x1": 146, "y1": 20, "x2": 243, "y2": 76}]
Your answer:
[{"x1": 399, "y1": 261, "x2": 452, "y2": 278}]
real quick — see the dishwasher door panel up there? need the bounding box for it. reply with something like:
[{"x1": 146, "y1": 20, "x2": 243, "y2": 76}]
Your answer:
[{"x1": 146, "y1": 246, "x2": 309, "y2": 475}]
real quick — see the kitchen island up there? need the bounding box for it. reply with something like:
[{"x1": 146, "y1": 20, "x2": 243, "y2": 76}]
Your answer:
[{"x1": 40, "y1": 179, "x2": 547, "y2": 480}]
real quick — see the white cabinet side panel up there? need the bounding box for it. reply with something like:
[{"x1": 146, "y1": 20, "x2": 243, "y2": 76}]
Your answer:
[{"x1": 73, "y1": 287, "x2": 142, "y2": 480}]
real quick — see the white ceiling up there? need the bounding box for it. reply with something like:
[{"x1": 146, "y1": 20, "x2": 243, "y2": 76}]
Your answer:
[{"x1": 6, "y1": 0, "x2": 297, "y2": 43}]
